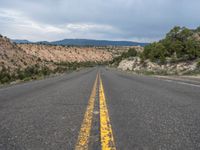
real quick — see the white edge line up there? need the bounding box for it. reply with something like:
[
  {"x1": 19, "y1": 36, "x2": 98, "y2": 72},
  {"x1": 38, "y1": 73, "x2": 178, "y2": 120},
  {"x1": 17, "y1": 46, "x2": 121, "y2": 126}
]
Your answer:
[{"x1": 163, "y1": 79, "x2": 200, "y2": 88}]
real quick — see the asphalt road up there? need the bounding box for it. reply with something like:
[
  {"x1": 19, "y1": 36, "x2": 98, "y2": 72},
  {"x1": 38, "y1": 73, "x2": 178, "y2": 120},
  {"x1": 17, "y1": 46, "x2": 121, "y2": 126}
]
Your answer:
[{"x1": 0, "y1": 67, "x2": 200, "y2": 150}]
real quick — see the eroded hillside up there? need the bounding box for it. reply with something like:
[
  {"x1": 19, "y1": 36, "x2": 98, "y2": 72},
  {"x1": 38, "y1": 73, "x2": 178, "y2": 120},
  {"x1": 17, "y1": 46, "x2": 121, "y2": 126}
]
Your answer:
[
  {"x1": 0, "y1": 35, "x2": 40, "y2": 71},
  {"x1": 0, "y1": 35, "x2": 114, "y2": 72},
  {"x1": 0, "y1": 35, "x2": 114, "y2": 84},
  {"x1": 18, "y1": 44, "x2": 113, "y2": 63}
]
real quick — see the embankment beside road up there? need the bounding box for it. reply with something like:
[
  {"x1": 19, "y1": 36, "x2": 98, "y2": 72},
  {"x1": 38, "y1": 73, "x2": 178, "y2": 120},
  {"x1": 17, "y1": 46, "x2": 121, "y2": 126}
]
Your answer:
[{"x1": 112, "y1": 26, "x2": 200, "y2": 76}]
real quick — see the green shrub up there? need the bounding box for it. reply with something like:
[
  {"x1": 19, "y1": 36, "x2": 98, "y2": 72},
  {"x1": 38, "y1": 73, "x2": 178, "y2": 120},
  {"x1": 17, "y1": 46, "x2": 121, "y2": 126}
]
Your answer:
[
  {"x1": 197, "y1": 61, "x2": 200, "y2": 69},
  {"x1": 121, "y1": 48, "x2": 137, "y2": 58},
  {"x1": 41, "y1": 67, "x2": 51, "y2": 76},
  {"x1": 1, "y1": 76, "x2": 10, "y2": 84},
  {"x1": 141, "y1": 26, "x2": 200, "y2": 63},
  {"x1": 111, "y1": 48, "x2": 138, "y2": 66},
  {"x1": 0, "y1": 67, "x2": 12, "y2": 84},
  {"x1": 143, "y1": 42, "x2": 167, "y2": 64}
]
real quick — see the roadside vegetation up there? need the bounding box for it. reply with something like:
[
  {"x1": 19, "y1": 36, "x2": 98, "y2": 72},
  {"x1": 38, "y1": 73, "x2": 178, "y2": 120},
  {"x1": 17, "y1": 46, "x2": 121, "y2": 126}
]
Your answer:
[
  {"x1": 54, "y1": 61, "x2": 108, "y2": 73},
  {"x1": 0, "y1": 65, "x2": 52, "y2": 84},
  {"x1": 197, "y1": 60, "x2": 200, "y2": 68},
  {"x1": 141, "y1": 26, "x2": 200, "y2": 64},
  {"x1": 0, "y1": 61, "x2": 107, "y2": 85},
  {"x1": 111, "y1": 48, "x2": 138, "y2": 66},
  {"x1": 111, "y1": 26, "x2": 200, "y2": 75},
  {"x1": 112, "y1": 26, "x2": 200, "y2": 66}
]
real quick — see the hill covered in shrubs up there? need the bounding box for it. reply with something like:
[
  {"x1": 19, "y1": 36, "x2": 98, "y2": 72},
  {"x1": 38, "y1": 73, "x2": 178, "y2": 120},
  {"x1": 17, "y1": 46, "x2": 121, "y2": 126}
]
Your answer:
[
  {"x1": 141, "y1": 26, "x2": 200, "y2": 64},
  {"x1": 115, "y1": 26, "x2": 200, "y2": 75}
]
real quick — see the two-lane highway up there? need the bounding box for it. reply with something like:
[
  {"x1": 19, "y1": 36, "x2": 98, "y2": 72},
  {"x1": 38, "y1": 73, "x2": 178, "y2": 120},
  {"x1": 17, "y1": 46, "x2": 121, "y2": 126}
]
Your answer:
[{"x1": 0, "y1": 67, "x2": 200, "y2": 150}]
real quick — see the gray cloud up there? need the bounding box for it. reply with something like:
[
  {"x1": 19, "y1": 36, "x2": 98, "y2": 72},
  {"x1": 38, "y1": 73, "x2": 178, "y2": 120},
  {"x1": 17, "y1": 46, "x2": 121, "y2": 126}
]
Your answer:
[{"x1": 0, "y1": 0, "x2": 200, "y2": 42}]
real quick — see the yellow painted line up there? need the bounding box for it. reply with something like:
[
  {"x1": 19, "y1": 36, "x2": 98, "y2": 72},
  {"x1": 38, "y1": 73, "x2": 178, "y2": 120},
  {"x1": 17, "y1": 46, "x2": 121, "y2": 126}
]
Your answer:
[
  {"x1": 75, "y1": 74, "x2": 98, "y2": 150},
  {"x1": 99, "y1": 76, "x2": 116, "y2": 150}
]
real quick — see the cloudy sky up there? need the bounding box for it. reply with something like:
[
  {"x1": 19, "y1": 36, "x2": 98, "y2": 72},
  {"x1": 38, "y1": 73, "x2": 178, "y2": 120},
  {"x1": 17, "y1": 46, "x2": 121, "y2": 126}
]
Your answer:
[{"x1": 0, "y1": 0, "x2": 200, "y2": 42}]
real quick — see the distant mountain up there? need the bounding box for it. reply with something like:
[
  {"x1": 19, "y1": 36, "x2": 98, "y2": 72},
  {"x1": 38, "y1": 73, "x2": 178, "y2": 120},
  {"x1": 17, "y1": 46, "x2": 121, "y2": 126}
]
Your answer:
[
  {"x1": 11, "y1": 39, "x2": 32, "y2": 44},
  {"x1": 51, "y1": 39, "x2": 149, "y2": 46},
  {"x1": 35, "y1": 41, "x2": 51, "y2": 45},
  {"x1": 12, "y1": 39, "x2": 149, "y2": 46}
]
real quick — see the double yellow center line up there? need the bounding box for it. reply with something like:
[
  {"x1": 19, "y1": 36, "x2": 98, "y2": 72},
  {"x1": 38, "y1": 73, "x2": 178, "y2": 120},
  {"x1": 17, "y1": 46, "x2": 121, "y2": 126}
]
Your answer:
[
  {"x1": 99, "y1": 76, "x2": 116, "y2": 150},
  {"x1": 75, "y1": 73, "x2": 116, "y2": 150}
]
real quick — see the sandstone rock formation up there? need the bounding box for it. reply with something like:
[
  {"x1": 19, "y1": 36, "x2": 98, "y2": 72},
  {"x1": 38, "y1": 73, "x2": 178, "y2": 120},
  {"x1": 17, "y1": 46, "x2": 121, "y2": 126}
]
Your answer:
[
  {"x1": 118, "y1": 57, "x2": 199, "y2": 75},
  {"x1": 18, "y1": 44, "x2": 113, "y2": 63}
]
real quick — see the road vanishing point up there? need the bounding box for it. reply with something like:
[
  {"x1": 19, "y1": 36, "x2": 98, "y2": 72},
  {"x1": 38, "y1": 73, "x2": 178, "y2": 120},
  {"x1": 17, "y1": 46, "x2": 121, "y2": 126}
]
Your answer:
[{"x1": 0, "y1": 67, "x2": 200, "y2": 150}]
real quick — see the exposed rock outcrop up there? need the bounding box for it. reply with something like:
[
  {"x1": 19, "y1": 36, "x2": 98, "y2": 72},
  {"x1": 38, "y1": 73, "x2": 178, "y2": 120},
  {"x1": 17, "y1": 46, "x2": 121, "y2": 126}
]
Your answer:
[
  {"x1": 118, "y1": 57, "x2": 199, "y2": 75},
  {"x1": 18, "y1": 44, "x2": 113, "y2": 63}
]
